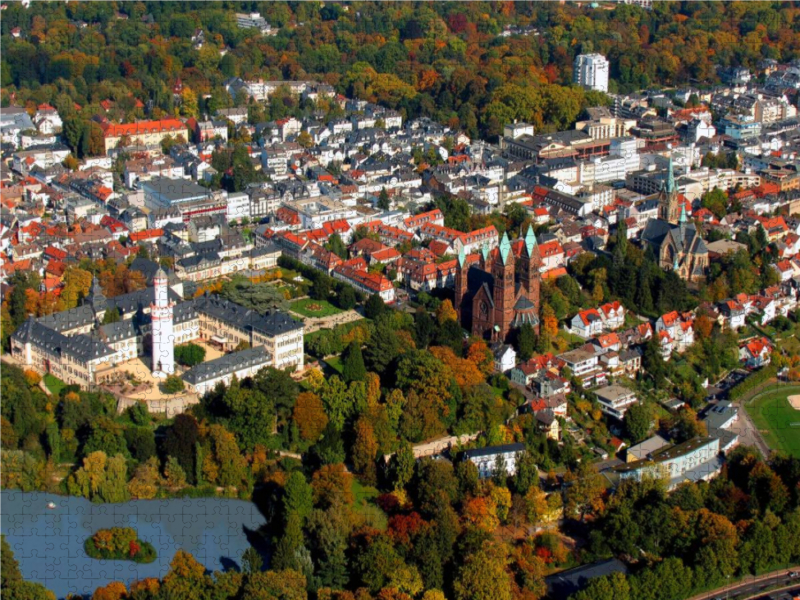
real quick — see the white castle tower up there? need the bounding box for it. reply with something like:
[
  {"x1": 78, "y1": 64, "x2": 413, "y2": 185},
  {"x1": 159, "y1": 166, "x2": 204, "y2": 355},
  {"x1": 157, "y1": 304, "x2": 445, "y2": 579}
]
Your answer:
[{"x1": 150, "y1": 267, "x2": 175, "y2": 378}]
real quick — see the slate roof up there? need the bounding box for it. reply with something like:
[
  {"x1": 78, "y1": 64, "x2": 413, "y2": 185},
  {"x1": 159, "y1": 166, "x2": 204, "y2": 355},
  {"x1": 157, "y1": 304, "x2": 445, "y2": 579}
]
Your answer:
[
  {"x1": 37, "y1": 304, "x2": 99, "y2": 333},
  {"x1": 99, "y1": 319, "x2": 138, "y2": 343},
  {"x1": 256, "y1": 309, "x2": 304, "y2": 336},
  {"x1": 182, "y1": 345, "x2": 271, "y2": 385},
  {"x1": 462, "y1": 443, "x2": 525, "y2": 460},
  {"x1": 15, "y1": 317, "x2": 116, "y2": 363}
]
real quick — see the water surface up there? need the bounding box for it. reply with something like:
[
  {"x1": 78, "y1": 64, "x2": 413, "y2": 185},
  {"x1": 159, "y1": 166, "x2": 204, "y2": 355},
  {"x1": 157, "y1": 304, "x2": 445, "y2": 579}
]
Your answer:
[{"x1": 1, "y1": 490, "x2": 267, "y2": 599}]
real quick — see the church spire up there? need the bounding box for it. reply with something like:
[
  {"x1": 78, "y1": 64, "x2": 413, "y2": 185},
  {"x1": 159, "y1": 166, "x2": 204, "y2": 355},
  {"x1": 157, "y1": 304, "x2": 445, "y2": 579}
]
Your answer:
[
  {"x1": 458, "y1": 245, "x2": 466, "y2": 268},
  {"x1": 665, "y1": 156, "x2": 676, "y2": 194},
  {"x1": 524, "y1": 225, "x2": 537, "y2": 257},
  {"x1": 85, "y1": 276, "x2": 106, "y2": 311},
  {"x1": 499, "y1": 231, "x2": 512, "y2": 264},
  {"x1": 658, "y1": 156, "x2": 680, "y2": 224}
]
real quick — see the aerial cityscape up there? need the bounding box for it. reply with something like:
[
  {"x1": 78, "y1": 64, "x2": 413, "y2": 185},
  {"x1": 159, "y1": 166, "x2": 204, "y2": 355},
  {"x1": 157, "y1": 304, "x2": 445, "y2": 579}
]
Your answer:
[{"x1": 2, "y1": 2, "x2": 800, "y2": 600}]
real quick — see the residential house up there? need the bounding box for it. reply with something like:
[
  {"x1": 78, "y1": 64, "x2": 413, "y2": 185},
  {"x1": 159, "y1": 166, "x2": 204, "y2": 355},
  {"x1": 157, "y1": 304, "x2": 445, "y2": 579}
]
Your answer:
[
  {"x1": 536, "y1": 410, "x2": 561, "y2": 441},
  {"x1": 599, "y1": 301, "x2": 626, "y2": 330},
  {"x1": 557, "y1": 348, "x2": 605, "y2": 388},
  {"x1": 571, "y1": 308, "x2": 604, "y2": 339},
  {"x1": 739, "y1": 337, "x2": 772, "y2": 368},
  {"x1": 595, "y1": 384, "x2": 638, "y2": 419},
  {"x1": 493, "y1": 344, "x2": 517, "y2": 373},
  {"x1": 655, "y1": 311, "x2": 695, "y2": 352},
  {"x1": 531, "y1": 370, "x2": 572, "y2": 397},
  {"x1": 718, "y1": 299, "x2": 747, "y2": 330},
  {"x1": 509, "y1": 353, "x2": 556, "y2": 386}
]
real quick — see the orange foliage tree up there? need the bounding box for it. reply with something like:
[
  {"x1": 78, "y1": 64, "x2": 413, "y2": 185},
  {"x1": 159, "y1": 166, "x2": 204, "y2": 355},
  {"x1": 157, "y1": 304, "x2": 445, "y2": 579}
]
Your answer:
[
  {"x1": 467, "y1": 339, "x2": 494, "y2": 376},
  {"x1": 293, "y1": 391, "x2": 329, "y2": 442},
  {"x1": 430, "y1": 346, "x2": 484, "y2": 388},
  {"x1": 311, "y1": 463, "x2": 354, "y2": 508}
]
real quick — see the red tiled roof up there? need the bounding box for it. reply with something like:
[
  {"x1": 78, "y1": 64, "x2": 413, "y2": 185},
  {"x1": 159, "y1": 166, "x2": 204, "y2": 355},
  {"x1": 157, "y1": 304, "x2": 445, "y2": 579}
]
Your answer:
[
  {"x1": 539, "y1": 240, "x2": 564, "y2": 257},
  {"x1": 101, "y1": 118, "x2": 187, "y2": 138},
  {"x1": 129, "y1": 228, "x2": 163, "y2": 242},
  {"x1": 543, "y1": 267, "x2": 568, "y2": 279},
  {"x1": 44, "y1": 245, "x2": 67, "y2": 261},
  {"x1": 428, "y1": 240, "x2": 450, "y2": 257}
]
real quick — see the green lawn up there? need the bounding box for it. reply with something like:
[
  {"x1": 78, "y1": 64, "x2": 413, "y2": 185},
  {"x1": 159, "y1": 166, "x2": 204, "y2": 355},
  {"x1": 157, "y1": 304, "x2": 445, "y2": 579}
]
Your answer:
[
  {"x1": 290, "y1": 298, "x2": 343, "y2": 318},
  {"x1": 325, "y1": 356, "x2": 343, "y2": 374},
  {"x1": 44, "y1": 373, "x2": 66, "y2": 396},
  {"x1": 351, "y1": 478, "x2": 387, "y2": 530},
  {"x1": 745, "y1": 386, "x2": 800, "y2": 458}
]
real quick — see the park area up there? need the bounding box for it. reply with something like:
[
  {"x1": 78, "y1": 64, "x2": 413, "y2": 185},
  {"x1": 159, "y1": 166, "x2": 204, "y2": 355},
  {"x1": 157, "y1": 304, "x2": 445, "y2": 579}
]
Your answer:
[
  {"x1": 744, "y1": 386, "x2": 800, "y2": 458},
  {"x1": 290, "y1": 298, "x2": 343, "y2": 318}
]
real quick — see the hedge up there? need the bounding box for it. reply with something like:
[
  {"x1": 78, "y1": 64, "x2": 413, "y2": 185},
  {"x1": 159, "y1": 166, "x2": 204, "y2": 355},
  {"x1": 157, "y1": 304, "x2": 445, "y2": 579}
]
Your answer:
[{"x1": 728, "y1": 364, "x2": 778, "y2": 401}]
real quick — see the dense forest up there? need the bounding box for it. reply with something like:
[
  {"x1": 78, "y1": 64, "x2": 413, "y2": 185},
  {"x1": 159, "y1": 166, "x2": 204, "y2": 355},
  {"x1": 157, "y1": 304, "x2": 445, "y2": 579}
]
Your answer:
[{"x1": 3, "y1": 1, "x2": 800, "y2": 145}]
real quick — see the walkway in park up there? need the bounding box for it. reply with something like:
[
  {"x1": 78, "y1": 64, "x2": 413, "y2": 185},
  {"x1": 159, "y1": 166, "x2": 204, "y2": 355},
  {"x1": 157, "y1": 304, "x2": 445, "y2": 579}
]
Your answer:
[{"x1": 294, "y1": 308, "x2": 363, "y2": 334}]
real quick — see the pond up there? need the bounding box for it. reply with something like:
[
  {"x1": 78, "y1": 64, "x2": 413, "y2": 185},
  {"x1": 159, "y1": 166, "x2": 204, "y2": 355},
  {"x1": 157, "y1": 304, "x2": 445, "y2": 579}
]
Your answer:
[{"x1": 1, "y1": 490, "x2": 267, "y2": 599}]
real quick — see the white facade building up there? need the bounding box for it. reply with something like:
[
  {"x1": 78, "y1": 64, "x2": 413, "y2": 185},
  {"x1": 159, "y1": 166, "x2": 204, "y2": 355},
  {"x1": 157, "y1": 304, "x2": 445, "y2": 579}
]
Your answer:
[
  {"x1": 462, "y1": 443, "x2": 525, "y2": 479},
  {"x1": 574, "y1": 54, "x2": 609, "y2": 93},
  {"x1": 226, "y1": 192, "x2": 251, "y2": 222}
]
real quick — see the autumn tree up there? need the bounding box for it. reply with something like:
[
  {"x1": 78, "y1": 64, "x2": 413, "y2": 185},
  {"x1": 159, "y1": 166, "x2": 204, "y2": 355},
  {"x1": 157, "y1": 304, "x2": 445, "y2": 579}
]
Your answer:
[
  {"x1": 61, "y1": 267, "x2": 93, "y2": 310},
  {"x1": 436, "y1": 299, "x2": 457, "y2": 324},
  {"x1": 462, "y1": 496, "x2": 500, "y2": 531},
  {"x1": 311, "y1": 464, "x2": 353, "y2": 508},
  {"x1": 352, "y1": 416, "x2": 379, "y2": 483},
  {"x1": 430, "y1": 346, "x2": 484, "y2": 389},
  {"x1": 453, "y1": 545, "x2": 512, "y2": 600},
  {"x1": 525, "y1": 486, "x2": 549, "y2": 524},
  {"x1": 564, "y1": 461, "x2": 605, "y2": 521},
  {"x1": 202, "y1": 424, "x2": 248, "y2": 488},
  {"x1": 467, "y1": 339, "x2": 494, "y2": 376},
  {"x1": 293, "y1": 392, "x2": 328, "y2": 443},
  {"x1": 162, "y1": 550, "x2": 209, "y2": 597}
]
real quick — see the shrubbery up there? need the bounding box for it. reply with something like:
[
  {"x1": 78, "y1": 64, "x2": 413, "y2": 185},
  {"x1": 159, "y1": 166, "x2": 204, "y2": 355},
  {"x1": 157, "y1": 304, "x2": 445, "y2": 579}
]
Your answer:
[
  {"x1": 174, "y1": 343, "x2": 206, "y2": 367},
  {"x1": 161, "y1": 375, "x2": 185, "y2": 394},
  {"x1": 728, "y1": 364, "x2": 778, "y2": 400}
]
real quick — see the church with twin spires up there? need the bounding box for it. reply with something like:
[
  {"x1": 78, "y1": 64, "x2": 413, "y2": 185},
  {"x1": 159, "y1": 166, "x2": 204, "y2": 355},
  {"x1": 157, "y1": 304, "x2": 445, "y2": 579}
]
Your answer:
[{"x1": 455, "y1": 226, "x2": 542, "y2": 343}]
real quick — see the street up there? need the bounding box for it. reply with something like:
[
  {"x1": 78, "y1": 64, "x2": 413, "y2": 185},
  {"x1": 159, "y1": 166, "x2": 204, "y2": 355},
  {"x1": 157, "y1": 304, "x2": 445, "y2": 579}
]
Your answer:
[{"x1": 688, "y1": 568, "x2": 800, "y2": 600}]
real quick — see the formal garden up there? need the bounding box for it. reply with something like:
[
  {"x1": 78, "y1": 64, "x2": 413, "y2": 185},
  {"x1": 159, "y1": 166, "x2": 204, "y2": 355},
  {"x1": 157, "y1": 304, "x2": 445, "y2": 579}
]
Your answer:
[{"x1": 290, "y1": 298, "x2": 345, "y2": 318}]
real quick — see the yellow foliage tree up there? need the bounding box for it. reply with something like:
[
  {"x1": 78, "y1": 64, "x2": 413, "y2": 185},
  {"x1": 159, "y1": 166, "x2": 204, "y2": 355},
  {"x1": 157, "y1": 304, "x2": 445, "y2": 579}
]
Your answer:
[
  {"x1": 92, "y1": 581, "x2": 128, "y2": 600},
  {"x1": 430, "y1": 346, "x2": 484, "y2": 388},
  {"x1": 61, "y1": 267, "x2": 93, "y2": 310},
  {"x1": 490, "y1": 486, "x2": 512, "y2": 524},
  {"x1": 23, "y1": 369, "x2": 42, "y2": 387},
  {"x1": 462, "y1": 496, "x2": 500, "y2": 531},
  {"x1": 436, "y1": 299, "x2": 458, "y2": 324}
]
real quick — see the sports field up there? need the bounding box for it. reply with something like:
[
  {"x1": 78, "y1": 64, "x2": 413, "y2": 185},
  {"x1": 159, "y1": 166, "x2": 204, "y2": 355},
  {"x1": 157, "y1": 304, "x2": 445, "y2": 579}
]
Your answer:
[{"x1": 744, "y1": 387, "x2": 800, "y2": 458}]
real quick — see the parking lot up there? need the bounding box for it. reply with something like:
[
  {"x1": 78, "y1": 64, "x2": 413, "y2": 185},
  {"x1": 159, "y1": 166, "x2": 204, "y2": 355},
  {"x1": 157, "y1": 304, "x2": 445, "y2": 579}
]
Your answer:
[{"x1": 706, "y1": 369, "x2": 749, "y2": 400}]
